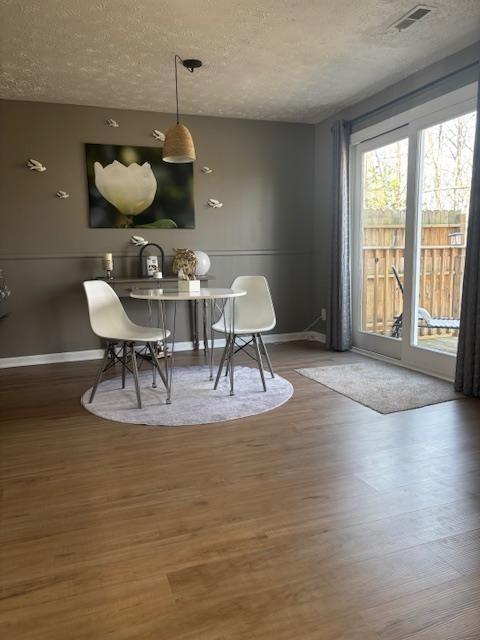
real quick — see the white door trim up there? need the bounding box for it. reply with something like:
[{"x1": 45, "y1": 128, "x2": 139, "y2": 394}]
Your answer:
[{"x1": 350, "y1": 82, "x2": 477, "y2": 145}]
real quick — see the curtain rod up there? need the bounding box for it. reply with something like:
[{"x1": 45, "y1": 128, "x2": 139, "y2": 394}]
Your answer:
[{"x1": 350, "y1": 60, "x2": 479, "y2": 128}]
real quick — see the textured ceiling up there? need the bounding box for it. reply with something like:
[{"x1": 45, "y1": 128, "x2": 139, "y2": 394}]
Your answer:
[{"x1": 0, "y1": 0, "x2": 479, "y2": 123}]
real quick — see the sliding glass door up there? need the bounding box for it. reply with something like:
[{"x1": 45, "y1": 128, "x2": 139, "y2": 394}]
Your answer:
[
  {"x1": 352, "y1": 86, "x2": 477, "y2": 379},
  {"x1": 352, "y1": 129, "x2": 409, "y2": 360},
  {"x1": 412, "y1": 112, "x2": 476, "y2": 354}
]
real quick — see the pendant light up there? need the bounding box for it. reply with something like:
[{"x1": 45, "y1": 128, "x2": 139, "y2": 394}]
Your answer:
[{"x1": 163, "y1": 55, "x2": 202, "y2": 163}]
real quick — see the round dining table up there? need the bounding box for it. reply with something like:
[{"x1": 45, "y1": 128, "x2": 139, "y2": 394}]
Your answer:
[{"x1": 130, "y1": 287, "x2": 246, "y2": 404}]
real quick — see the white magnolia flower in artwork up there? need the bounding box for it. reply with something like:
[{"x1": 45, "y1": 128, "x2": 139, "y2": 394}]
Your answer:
[
  {"x1": 201, "y1": 166, "x2": 213, "y2": 174},
  {"x1": 26, "y1": 159, "x2": 46, "y2": 172},
  {"x1": 94, "y1": 160, "x2": 157, "y2": 216},
  {"x1": 106, "y1": 118, "x2": 120, "y2": 128},
  {"x1": 207, "y1": 198, "x2": 223, "y2": 208},
  {"x1": 152, "y1": 129, "x2": 166, "y2": 142},
  {"x1": 56, "y1": 190, "x2": 70, "y2": 199}
]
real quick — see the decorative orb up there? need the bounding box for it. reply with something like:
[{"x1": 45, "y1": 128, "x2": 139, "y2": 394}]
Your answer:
[{"x1": 194, "y1": 251, "x2": 211, "y2": 276}]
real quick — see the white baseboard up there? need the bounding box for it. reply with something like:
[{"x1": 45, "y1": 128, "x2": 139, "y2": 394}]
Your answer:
[
  {"x1": 0, "y1": 349, "x2": 106, "y2": 369},
  {"x1": 306, "y1": 331, "x2": 326, "y2": 344},
  {"x1": 0, "y1": 331, "x2": 326, "y2": 369}
]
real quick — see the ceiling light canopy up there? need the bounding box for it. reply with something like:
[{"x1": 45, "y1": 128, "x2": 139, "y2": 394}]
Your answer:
[{"x1": 163, "y1": 55, "x2": 203, "y2": 164}]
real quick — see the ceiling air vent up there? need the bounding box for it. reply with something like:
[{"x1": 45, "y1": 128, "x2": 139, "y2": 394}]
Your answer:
[{"x1": 391, "y1": 5, "x2": 433, "y2": 31}]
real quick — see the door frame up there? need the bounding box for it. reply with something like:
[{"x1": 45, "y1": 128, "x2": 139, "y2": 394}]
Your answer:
[{"x1": 351, "y1": 82, "x2": 478, "y2": 379}]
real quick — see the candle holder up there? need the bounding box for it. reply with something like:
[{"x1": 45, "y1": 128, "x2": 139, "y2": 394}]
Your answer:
[{"x1": 102, "y1": 253, "x2": 114, "y2": 280}]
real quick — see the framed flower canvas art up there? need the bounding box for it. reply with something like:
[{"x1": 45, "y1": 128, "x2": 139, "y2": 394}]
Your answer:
[{"x1": 85, "y1": 143, "x2": 195, "y2": 228}]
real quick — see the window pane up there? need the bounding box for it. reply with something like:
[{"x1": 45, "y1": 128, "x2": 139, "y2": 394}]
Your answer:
[
  {"x1": 361, "y1": 138, "x2": 409, "y2": 337},
  {"x1": 415, "y1": 111, "x2": 476, "y2": 354}
]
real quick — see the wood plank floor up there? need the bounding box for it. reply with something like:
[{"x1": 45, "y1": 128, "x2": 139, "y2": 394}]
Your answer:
[{"x1": 1, "y1": 341, "x2": 480, "y2": 639}]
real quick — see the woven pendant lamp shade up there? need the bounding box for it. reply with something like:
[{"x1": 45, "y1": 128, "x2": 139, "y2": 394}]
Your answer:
[{"x1": 163, "y1": 123, "x2": 196, "y2": 163}]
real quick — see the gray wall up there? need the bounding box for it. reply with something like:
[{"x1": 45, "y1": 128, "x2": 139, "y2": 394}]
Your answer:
[
  {"x1": 0, "y1": 101, "x2": 315, "y2": 357},
  {"x1": 313, "y1": 43, "x2": 480, "y2": 335},
  {"x1": 3, "y1": 43, "x2": 477, "y2": 359}
]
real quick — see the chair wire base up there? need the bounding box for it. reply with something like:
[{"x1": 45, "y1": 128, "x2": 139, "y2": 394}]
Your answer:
[
  {"x1": 88, "y1": 339, "x2": 167, "y2": 409},
  {"x1": 214, "y1": 332, "x2": 274, "y2": 393}
]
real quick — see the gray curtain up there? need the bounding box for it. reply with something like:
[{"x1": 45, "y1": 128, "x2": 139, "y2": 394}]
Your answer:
[
  {"x1": 455, "y1": 80, "x2": 480, "y2": 396},
  {"x1": 326, "y1": 120, "x2": 352, "y2": 351}
]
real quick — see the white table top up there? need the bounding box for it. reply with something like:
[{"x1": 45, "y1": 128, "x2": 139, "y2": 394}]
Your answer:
[{"x1": 130, "y1": 287, "x2": 246, "y2": 301}]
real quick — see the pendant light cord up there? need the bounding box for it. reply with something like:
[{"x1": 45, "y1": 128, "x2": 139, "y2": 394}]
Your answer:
[
  {"x1": 174, "y1": 54, "x2": 182, "y2": 124},
  {"x1": 174, "y1": 54, "x2": 197, "y2": 124},
  {"x1": 174, "y1": 54, "x2": 198, "y2": 124}
]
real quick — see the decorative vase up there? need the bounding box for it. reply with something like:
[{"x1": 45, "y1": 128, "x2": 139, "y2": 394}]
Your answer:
[
  {"x1": 178, "y1": 279, "x2": 201, "y2": 293},
  {"x1": 194, "y1": 250, "x2": 211, "y2": 276}
]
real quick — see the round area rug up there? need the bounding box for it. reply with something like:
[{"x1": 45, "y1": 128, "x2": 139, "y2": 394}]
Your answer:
[{"x1": 81, "y1": 365, "x2": 293, "y2": 426}]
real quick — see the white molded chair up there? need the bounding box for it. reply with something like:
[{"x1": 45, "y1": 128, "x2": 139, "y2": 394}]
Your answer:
[
  {"x1": 212, "y1": 276, "x2": 276, "y2": 392},
  {"x1": 83, "y1": 280, "x2": 170, "y2": 408}
]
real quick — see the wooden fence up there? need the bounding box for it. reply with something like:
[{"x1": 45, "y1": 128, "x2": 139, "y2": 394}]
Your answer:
[{"x1": 362, "y1": 245, "x2": 465, "y2": 336}]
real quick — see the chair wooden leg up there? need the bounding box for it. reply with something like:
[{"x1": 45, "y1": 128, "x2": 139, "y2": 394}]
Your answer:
[
  {"x1": 225, "y1": 334, "x2": 235, "y2": 377},
  {"x1": 147, "y1": 342, "x2": 168, "y2": 389},
  {"x1": 253, "y1": 334, "x2": 267, "y2": 392},
  {"x1": 214, "y1": 335, "x2": 231, "y2": 390},
  {"x1": 89, "y1": 342, "x2": 111, "y2": 403},
  {"x1": 151, "y1": 342, "x2": 157, "y2": 389},
  {"x1": 130, "y1": 343, "x2": 142, "y2": 409},
  {"x1": 258, "y1": 333, "x2": 274, "y2": 378},
  {"x1": 121, "y1": 342, "x2": 127, "y2": 389},
  {"x1": 228, "y1": 333, "x2": 236, "y2": 396}
]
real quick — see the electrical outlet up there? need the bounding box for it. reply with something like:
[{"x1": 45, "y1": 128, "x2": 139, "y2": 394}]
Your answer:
[{"x1": 321, "y1": 308, "x2": 327, "y2": 321}]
